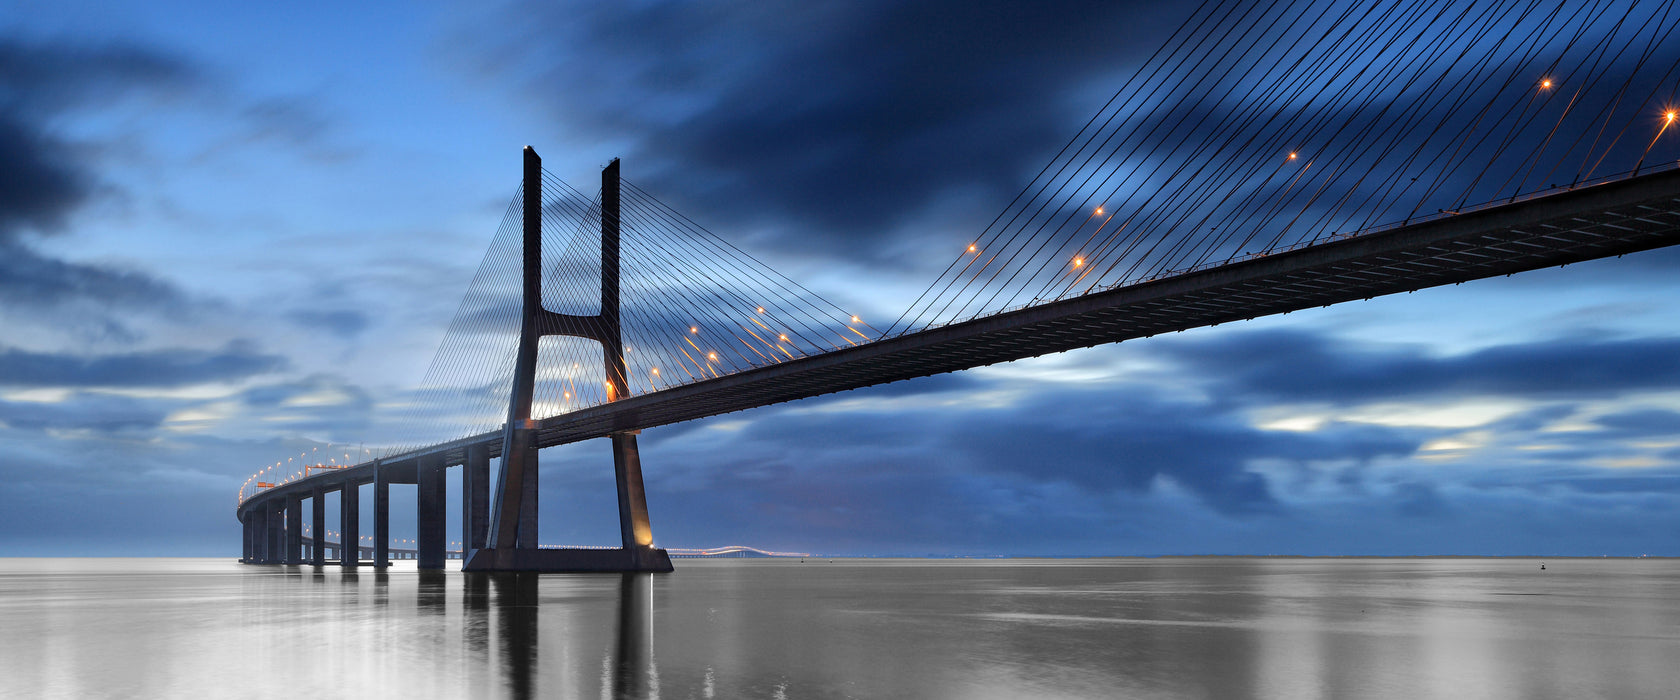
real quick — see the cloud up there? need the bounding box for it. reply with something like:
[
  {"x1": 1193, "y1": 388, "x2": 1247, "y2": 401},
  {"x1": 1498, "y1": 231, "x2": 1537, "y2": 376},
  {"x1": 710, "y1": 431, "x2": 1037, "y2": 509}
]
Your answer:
[
  {"x1": 0, "y1": 39, "x2": 197, "y2": 112},
  {"x1": 468, "y1": 0, "x2": 1178, "y2": 260},
  {"x1": 0, "y1": 239, "x2": 191, "y2": 313},
  {"x1": 0, "y1": 110, "x2": 87, "y2": 235},
  {"x1": 286, "y1": 309, "x2": 370, "y2": 339},
  {"x1": 635, "y1": 377, "x2": 1426, "y2": 519},
  {"x1": 231, "y1": 375, "x2": 376, "y2": 439},
  {"x1": 0, "y1": 39, "x2": 199, "y2": 237},
  {"x1": 0, "y1": 342, "x2": 286, "y2": 388},
  {"x1": 1592, "y1": 409, "x2": 1680, "y2": 438},
  {"x1": 0, "y1": 38, "x2": 206, "y2": 323},
  {"x1": 0, "y1": 392, "x2": 167, "y2": 432},
  {"x1": 1159, "y1": 329, "x2": 1680, "y2": 405}
]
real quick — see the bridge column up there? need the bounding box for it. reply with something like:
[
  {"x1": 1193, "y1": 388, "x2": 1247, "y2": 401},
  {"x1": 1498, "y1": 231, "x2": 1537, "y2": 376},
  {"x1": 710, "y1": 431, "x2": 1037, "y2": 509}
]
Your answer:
[
  {"x1": 285, "y1": 495, "x2": 303, "y2": 564},
  {"x1": 311, "y1": 487, "x2": 326, "y2": 566},
  {"x1": 241, "y1": 513, "x2": 253, "y2": 563},
  {"x1": 374, "y1": 460, "x2": 390, "y2": 568},
  {"x1": 266, "y1": 502, "x2": 284, "y2": 564},
  {"x1": 340, "y1": 483, "x2": 360, "y2": 568},
  {"x1": 463, "y1": 443, "x2": 489, "y2": 553},
  {"x1": 612, "y1": 432, "x2": 656, "y2": 553},
  {"x1": 418, "y1": 458, "x2": 446, "y2": 570},
  {"x1": 518, "y1": 444, "x2": 538, "y2": 549},
  {"x1": 253, "y1": 510, "x2": 266, "y2": 563}
]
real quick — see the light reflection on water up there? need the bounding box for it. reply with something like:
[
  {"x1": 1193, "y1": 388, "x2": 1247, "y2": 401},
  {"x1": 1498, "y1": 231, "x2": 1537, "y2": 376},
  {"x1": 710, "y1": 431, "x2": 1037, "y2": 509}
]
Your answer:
[{"x1": 0, "y1": 557, "x2": 1677, "y2": 699}]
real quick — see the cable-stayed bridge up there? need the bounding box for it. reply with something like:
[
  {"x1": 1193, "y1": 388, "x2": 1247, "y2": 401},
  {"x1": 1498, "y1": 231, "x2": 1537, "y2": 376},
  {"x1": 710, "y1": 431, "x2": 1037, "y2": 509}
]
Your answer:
[{"x1": 235, "y1": 0, "x2": 1680, "y2": 571}]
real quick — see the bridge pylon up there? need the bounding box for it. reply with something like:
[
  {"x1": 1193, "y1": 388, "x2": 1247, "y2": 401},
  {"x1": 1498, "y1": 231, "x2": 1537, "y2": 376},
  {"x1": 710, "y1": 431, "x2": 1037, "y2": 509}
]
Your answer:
[{"x1": 463, "y1": 147, "x2": 673, "y2": 573}]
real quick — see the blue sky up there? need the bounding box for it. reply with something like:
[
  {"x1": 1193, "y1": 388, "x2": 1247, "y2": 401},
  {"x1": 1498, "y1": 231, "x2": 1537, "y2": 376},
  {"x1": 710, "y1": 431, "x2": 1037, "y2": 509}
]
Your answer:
[{"x1": 2, "y1": 0, "x2": 1677, "y2": 557}]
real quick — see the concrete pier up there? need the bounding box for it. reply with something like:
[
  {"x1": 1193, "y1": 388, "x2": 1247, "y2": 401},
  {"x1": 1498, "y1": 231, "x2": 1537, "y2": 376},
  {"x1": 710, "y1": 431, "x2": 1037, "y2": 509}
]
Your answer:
[
  {"x1": 266, "y1": 502, "x2": 283, "y2": 564},
  {"x1": 285, "y1": 496, "x2": 303, "y2": 564},
  {"x1": 612, "y1": 432, "x2": 654, "y2": 549},
  {"x1": 311, "y1": 488, "x2": 326, "y2": 566},
  {"x1": 374, "y1": 460, "x2": 390, "y2": 568},
  {"x1": 463, "y1": 443, "x2": 488, "y2": 550},
  {"x1": 418, "y1": 458, "x2": 446, "y2": 570},
  {"x1": 340, "y1": 482, "x2": 359, "y2": 568}
]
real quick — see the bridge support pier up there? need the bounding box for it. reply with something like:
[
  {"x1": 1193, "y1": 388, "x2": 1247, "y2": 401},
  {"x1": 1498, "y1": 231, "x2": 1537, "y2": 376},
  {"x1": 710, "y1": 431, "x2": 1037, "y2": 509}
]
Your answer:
[
  {"x1": 375, "y1": 461, "x2": 390, "y2": 568},
  {"x1": 340, "y1": 482, "x2": 360, "y2": 568},
  {"x1": 311, "y1": 488, "x2": 326, "y2": 566},
  {"x1": 418, "y1": 459, "x2": 446, "y2": 570},
  {"x1": 463, "y1": 444, "x2": 488, "y2": 551},
  {"x1": 241, "y1": 514, "x2": 253, "y2": 563},
  {"x1": 255, "y1": 510, "x2": 268, "y2": 563},
  {"x1": 612, "y1": 433, "x2": 657, "y2": 552},
  {"x1": 266, "y1": 502, "x2": 283, "y2": 564},
  {"x1": 284, "y1": 495, "x2": 303, "y2": 564}
]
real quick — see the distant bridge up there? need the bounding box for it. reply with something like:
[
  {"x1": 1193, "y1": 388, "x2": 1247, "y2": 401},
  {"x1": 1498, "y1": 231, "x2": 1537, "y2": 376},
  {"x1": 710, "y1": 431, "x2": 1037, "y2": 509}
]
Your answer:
[{"x1": 235, "y1": 1, "x2": 1680, "y2": 571}]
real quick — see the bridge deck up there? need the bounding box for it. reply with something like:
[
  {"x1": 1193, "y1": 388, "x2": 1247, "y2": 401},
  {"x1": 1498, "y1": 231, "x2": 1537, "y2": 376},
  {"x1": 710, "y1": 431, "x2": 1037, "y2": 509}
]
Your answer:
[{"x1": 238, "y1": 168, "x2": 1680, "y2": 517}]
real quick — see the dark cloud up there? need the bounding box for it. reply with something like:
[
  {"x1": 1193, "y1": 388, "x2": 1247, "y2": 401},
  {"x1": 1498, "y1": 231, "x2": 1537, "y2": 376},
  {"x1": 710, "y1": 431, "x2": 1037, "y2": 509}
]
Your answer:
[
  {"x1": 0, "y1": 430, "x2": 320, "y2": 556},
  {"x1": 234, "y1": 375, "x2": 376, "y2": 439},
  {"x1": 481, "y1": 0, "x2": 1176, "y2": 260},
  {"x1": 0, "y1": 110, "x2": 86, "y2": 235},
  {"x1": 0, "y1": 39, "x2": 197, "y2": 113},
  {"x1": 0, "y1": 342, "x2": 286, "y2": 388},
  {"x1": 0, "y1": 39, "x2": 198, "y2": 238},
  {"x1": 0, "y1": 393, "x2": 167, "y2": 433},
  {"x1": 1161, "y1": 329, "x2": 1680, "y2": 405},
  {"x1": 648, "y1": 381, "x2": 1423, "y2": 517},
  {"x1": 1391, "y1": 481, "x2": 1447, "y2": 518},
  {"x1": 601, "y1": 373, "x2": 1679, "y2": 554},
  {"x1": 286, "y1": 309, "x2": 370, "y2": 339},
  {"x1": 1593, "y1": 409, "x2": 1680, "y2": 438},
  {"x1": 0, "y1": 239, "x2": 191, "y2": 313},
  {"x1": 931, "y1": 389, "x2": 1420, "y2": 513},
  {"x1": 472, "y1": 0, "x2": 1680, "y2": 294},
  {"x1": 0, "y1": 38, "x2": 203, "y2": 319},
  {"x1": 1548, "y1": 473, "x2": 1680, "y2": 496}
]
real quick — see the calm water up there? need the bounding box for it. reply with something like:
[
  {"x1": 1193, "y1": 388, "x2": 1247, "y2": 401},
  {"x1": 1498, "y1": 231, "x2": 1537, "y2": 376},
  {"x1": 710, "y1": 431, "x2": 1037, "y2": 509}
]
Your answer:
[{"x1": 0, "y1": 557, "x2": 1676, "y2": 699}]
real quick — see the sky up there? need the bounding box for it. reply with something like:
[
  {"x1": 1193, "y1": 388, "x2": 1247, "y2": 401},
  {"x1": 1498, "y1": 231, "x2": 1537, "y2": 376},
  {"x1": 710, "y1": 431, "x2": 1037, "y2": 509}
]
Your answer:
[{"x1": 1, "y1": 0, "x2": 1678, "y2": 557}]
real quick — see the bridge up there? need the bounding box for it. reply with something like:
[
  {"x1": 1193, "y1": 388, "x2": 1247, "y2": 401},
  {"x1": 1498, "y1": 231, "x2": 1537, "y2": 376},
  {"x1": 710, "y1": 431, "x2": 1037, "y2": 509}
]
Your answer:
[{"x1": 234, "y1": 0, "x2": 1680, "y2": 571}]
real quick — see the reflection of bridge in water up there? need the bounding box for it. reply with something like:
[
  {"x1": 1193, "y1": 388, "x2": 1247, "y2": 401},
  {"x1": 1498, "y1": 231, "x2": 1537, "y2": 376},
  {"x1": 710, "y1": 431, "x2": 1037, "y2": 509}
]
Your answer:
[
  {"x1": 299, "y1": 537, "x2": 804, "y2": 561},
  {"x1": 464, "y1": 573, "x2": 657, "y2": 699},
  {"x1": 236, "y1": 2, "x2": 1680, "y2": 572},
  {"x1": 394, "y1": 570, "x2": 655, "y2": 698}
]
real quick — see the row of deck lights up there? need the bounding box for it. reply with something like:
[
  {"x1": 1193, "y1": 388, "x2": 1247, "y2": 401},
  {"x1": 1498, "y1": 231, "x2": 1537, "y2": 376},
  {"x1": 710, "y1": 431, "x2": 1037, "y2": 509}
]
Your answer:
[
  {"x1": 550, "y1": 304, "x2": 871, "y2": 410},
  {"x1": 239, "y1": 445, "x2": 369, "y2": 504}
]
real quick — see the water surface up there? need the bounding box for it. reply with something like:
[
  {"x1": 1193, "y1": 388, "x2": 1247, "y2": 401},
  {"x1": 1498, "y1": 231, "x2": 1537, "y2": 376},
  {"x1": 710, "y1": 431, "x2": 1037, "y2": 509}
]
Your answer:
[{"x1": 1, "y1": 557, "x2": 1675, "y2": 699}]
